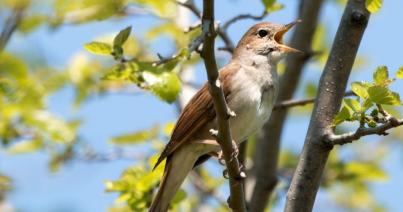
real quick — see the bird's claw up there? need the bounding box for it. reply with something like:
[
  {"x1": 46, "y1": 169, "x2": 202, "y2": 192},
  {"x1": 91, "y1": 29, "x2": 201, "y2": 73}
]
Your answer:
[
  {"x1": 229, "y1": 140, "x2": 239, "y2": 163},
  {"x1": 223, "y1": 169, "x2": 229, "y2": 179},
  {"x1": 217, "y1": 151, "x2": 226, "y2": 165}
]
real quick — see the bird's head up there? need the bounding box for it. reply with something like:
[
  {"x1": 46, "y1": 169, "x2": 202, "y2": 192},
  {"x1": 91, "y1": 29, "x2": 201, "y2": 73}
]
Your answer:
[{"x1": 233, "y1": 21, "x2": 301, "y2": 63}]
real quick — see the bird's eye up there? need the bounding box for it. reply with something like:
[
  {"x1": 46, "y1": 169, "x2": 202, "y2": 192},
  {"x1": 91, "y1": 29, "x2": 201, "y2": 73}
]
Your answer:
[{"x1": 258, "y1": 29, "x2": 268, "y2": 38}]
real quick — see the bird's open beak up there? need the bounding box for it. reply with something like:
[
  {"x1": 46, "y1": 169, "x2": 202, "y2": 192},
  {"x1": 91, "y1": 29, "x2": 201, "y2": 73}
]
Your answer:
[{"x1": 274, "y1": 20, "x2": 302, "y2": 53}]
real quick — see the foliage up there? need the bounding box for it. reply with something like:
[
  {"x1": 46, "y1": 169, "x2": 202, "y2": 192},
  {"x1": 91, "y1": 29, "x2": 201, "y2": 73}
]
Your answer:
[
  {"x1": 334, "y1": 66, "x2": 402, "y2": 127},
  {"x1": 0, "y1": 0, "x2": 402, "y2": 211},
  {"x1": 365, "y1": 0, "x2": 383, "y2": 13}
]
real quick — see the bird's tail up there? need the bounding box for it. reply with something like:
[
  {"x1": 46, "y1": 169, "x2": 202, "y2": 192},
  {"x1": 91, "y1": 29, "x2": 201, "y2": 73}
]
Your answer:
[{"x1": 149, "y1": 145, "x2": 200, "y2": 212}]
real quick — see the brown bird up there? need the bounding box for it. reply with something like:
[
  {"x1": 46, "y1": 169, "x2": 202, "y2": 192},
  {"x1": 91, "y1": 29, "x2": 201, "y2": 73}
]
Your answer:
[{"x1": 149, "y1": 21, "x2": 300, "y2": 211}]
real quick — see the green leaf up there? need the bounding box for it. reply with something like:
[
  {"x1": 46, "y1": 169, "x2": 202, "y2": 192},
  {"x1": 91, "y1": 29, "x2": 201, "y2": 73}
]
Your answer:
[
  {"x1": 368, "y1": 86, "x2": 401, "y2": 105},
  {"x1": 333, "y1": 106, "x2": 351, "y2": 125},
  {"x1": 171, "y1": 189, "x2": 187, "y2": 205},
  {"x1": 114, "y1": 26, "x2": 132, "y2": 47},
  {"x1": 7, "y1": 139, "x2": 43, "y2": 154},
  {"x1": 373, "y1": 65, "x2": 389, "y2": 85},
  {"x1": 84, "y1": 42, "x2": 112, "y2": 55},
  {"x1": 18, "y1": 14, "x2": 46, "y2": 33},
  {"x1": 362, "y1": 98, "x2": 373, "y2": 112},
  {"x1": 142, "y1": 72, "x2": 181, "y2": 103},
  {"x1": 351, "y1": 82, "x2": 369, "y2": 99},
  {"x1": 396, "y1": 67, "x2": 403, "y2": 79},
  {"x1": 345, "y1": 162, "x2": 388, "y2": 182},
  {"x1": 365, "y1": 0, "x2": 383, "y2": 13},
  {"x1": 109, "y1": 126, "x2": 159, "y2": 145},
  {"x1": 261, "y1": 0, "x2": 284, "y2": 12},
  {"x1": 344, "y1": 99, "x2": 362, "y2": 113}
]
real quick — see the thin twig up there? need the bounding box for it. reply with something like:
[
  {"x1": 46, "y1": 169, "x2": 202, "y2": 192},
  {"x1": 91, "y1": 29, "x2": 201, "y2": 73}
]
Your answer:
[
  {"x1": 325, "y1": 118, "x2": 403, "y2": 145},
  {"x1": 273, "y1": 91, "x2": 355, "y2": 110},
  {"x1": 0, "y1": 8, "x2": 24, "y2": 52},
  {"x1": 176, "y1": 0, "x2": 202, "y2": 18},
  {"x1": 201, "y1": 0, "x2": 246, "y2": 211},
  {"x1": 222, "y1": 11, "x2": 267, "y2": 31}
]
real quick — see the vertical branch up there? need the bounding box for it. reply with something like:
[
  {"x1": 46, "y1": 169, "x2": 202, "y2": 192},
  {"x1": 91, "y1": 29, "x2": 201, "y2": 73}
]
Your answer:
[
  {"x1": 285, "y1": 0, "x2": 370, "y2": 211},
  {"x1": 249, "y1": 0, "x2": 324, "y2": 210},
  {"x1": 0, "y1": 8, "x2": 24, "y2": 52},
  {"x1": 201, "y1": 0, "x2": 246, "y2": 211}
]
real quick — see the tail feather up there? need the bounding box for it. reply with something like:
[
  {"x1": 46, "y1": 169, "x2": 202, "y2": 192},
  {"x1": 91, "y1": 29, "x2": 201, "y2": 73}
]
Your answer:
[{"x1": 149, "y1": 145, "x2": 200, "y2": 212}]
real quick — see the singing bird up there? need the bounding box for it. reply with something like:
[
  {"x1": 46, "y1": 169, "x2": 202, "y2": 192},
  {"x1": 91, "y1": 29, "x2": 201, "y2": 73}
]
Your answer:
[{"x1": 150, "y1": 21, "x2": 300, "y2": 211}]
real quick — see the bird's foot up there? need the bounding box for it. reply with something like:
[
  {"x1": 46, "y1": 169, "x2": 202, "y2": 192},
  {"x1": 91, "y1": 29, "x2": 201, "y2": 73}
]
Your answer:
[
  {"x1": 229, "y1": 140, "x2": 239, "y2": 162},
  {"x1": 217, "y1": 141, "x2": 238, "y2": 164}
]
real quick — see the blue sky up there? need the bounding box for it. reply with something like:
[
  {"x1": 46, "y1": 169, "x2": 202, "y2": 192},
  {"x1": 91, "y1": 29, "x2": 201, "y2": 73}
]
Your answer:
[{"x1": 1, "y1": 0, "x2": 403, "y2": 211}]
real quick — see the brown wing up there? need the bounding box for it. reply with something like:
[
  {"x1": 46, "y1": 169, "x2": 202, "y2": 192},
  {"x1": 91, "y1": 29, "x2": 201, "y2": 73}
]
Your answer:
[{"x1": 153, "y1": 63, "x2": 239, "y2": 169}]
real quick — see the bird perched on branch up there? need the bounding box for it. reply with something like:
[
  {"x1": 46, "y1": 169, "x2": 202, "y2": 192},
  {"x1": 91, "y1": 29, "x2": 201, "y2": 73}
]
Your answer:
[{"x1": 150, "y1": 21, "x2": 300, "y2": 212}]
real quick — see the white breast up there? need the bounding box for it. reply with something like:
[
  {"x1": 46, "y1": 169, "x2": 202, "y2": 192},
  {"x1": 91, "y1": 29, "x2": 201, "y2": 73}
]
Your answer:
[{"x1": 228, "y1": 64, "x2": 279, "y2": 143}]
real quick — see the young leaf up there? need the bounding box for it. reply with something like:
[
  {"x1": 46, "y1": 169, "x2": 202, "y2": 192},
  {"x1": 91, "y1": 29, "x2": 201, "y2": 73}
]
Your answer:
[
  {"x1": 114, "y1": 26, "x2": 132, "y2": 47},
  {"x1": 142, "y1": 72, "x2": 181, "y2": 103},
  {"x1": 396, "y1": 67, "x2": 403, "y2": 79},
  {"x1": 261, "y1": 0, "x2": 284, "y2": 12},
  {"x1": 333, "y1": 106, "x2": 351, "y2": 125},
  {"x1": 368, "y1": 86, "x2": 401, "y2": 105},
  {"x1": 7, "y1": 139, "x2": 43, "y2": 154},
  {"x1": 344, "y1": 99, "x2": 362, "y2": 113},
  {"x1": 351, "y1": 82, "x2": 369, "y2": 99},
  {"x1": 365, "y1": 0, "x2": 383, "y2": 13},
  {"x1": 109, "y1": 126, "x2": 159, "y2": 145},
  {"x1": 345, "y1": 162, "x2": 388, "y2": 182},
  {"x1": 84, "y1": 42, "x2": 112, "y2": 55},
  {"x1": 373, "y1": 66, "x2": 388, "y2": 85}
]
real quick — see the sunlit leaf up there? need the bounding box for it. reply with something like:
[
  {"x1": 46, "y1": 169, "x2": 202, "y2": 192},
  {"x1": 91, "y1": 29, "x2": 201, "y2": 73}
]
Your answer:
[
  {"x1": 368, "y1": 86, "x2": 401, "y2": 105},
  {"x1": 344, "y1": 99, "x2": 362, "y2": 113},
  {"x1": 163, "y1": 122, "x2": 175, "y2": 137},
  {"x1": 351, "y1": 82, "x2": 369, "y2": 99},
  {"x1": 0, "y1": 173, "x2": 12, "y2": 192},
  {"x1": 18, "y1": 14, "x2": 47, "y2": 33},
  {"x1": 345, "y1": 162, "x2": 388, "y2": 182},
  {"x1": 142, "y1": 72, "x2": 181, "y2": 103},
  {"x1": 171, "y1": 189, "x2": 186, "y2": 205},
  {"x1": 333, "y1": 106, "x2": 351, "y2": 125},
  {"x1": 365, "y1": 0, "x2": 383, "y2": 13},
  {"x1": 373, "y1": 66, "x2": 389, "y2": 86},
  {"x1": 7, "y1": 139, "x2": 43, "y2": 154},
  {"x1": 129, "y1": 0, "x2": 176, "y2": 17},
  {"x1": 261, "y1": 0, "x2": 284, "y2": 12},
  {"x1": 396, "y1": 67, "x2": 403, "y2": 79},
  {"x1": 109, "y1": 125, "x2": 159, "y2": 145},
  {"x1": 114, "y1": 26, "x2": 132, "y2": 47},
  {"x1": 84, "y1": 42, "x2": 112, "y2": 55}
]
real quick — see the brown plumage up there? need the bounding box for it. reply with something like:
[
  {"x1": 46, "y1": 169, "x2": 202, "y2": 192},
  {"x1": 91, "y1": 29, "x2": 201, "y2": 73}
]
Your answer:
[
  {"x1": 153, "y1": 63, "x2": 239, "y2": 170},
  {"x1": 149, "y1": 21, "x2": 300, "y2": 212}
]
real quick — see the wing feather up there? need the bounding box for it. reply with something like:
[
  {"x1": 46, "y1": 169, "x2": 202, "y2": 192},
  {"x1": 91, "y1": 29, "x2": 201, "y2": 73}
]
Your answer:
[{"x1": 153, "y1": 63, "x2": 239, "y2": 169}]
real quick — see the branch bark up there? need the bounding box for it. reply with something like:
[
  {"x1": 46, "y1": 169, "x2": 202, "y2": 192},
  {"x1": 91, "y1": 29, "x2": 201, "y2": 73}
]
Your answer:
[
  {"x1": 249, "y1": 0, "x2": 324, "y2": 211},
  {"x1": 273, "y1": 91, "x2": 354, "y2": 111},
  {"x1": 0, "y1": 8, "x2": 24, "y2": 52},
  {"x1": 201, "y1": 0, "x2": 246, "y2": 211},
  {"x1": 285, "y1": 0, "x2": 370, "y2": 211},
  {"x1": 326, "y1": 117, "x2": 403, "y2": 145}
]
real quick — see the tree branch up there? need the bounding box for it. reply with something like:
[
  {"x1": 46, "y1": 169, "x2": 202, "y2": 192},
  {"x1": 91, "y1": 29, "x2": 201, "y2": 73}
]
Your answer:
[
  {"x1": 201, "y1": 0, "x2": 246, "y2": 211},
  {"x1": 176, "y1": 0, "x2": 267, "y2": 54},
  {"x1": 285, "y1": 0, "x2": 370, "y2": 211},
  {"x1": 222, "y1": 11, "x2": 267, "y2": 31},
  {"x1": 176, "y1": 0, "x2": 202, "y2": 18},
  {"x1": 249, "y1": 0, "x2": 324, "y2": 210},
  {"x1": 0, "y1": 8, "x2": 24, "y2": 52},
  {"x1": 326, "y1": 117, "x2": 403, "y2": 145},
  {"x1": 273, "y1": 91, "x2": 354, "y2": 111}
]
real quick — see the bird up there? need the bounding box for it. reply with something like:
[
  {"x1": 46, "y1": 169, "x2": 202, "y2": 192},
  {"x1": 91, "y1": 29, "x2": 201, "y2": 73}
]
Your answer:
[{"x1": 149, "y1": 21, "x2": 300, "y2": 212}]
